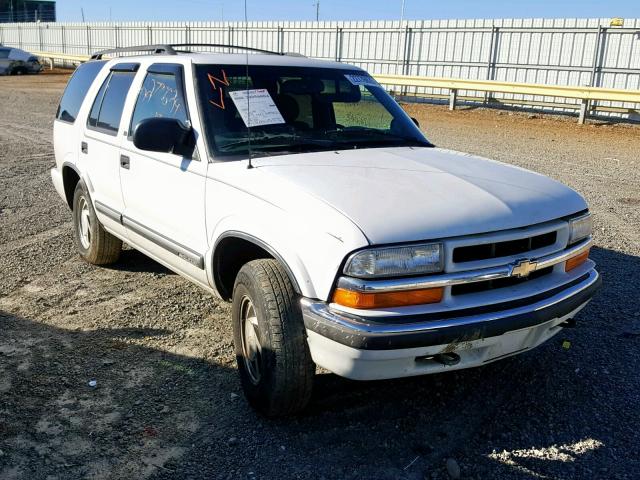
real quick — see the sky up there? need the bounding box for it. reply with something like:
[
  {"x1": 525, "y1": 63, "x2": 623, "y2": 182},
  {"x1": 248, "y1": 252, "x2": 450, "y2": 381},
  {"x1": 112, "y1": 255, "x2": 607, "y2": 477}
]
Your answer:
[{"x1": 56, "y1": 0, "x2": 639, "y2": 23}]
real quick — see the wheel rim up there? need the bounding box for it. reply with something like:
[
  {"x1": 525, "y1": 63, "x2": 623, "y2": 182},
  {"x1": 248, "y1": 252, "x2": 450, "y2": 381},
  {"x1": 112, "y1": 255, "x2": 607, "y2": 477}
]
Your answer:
[
  {"x1": 78, "y1": 197, "x2": 91, "y2": 249},
  {"x1": 239, "y1": 295, "x2": 262, "y2": 384}
]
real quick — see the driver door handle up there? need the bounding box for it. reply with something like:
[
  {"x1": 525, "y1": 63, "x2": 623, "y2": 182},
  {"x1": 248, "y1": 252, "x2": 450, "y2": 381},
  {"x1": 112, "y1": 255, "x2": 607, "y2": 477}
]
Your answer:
[{"x1": 120, "y1": 155, "x2": 130, "y2": 170}]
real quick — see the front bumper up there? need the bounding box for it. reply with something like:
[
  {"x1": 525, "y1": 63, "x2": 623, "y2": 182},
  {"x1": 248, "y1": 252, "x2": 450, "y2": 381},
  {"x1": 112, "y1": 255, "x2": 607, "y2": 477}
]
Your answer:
[{"x1": 302, "y1": 269, "x2": 600, "y2": 380}]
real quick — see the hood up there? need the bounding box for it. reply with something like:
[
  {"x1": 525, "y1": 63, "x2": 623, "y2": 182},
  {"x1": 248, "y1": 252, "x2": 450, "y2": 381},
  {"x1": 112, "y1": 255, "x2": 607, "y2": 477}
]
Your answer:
[{"x1": 252, "y1": 147, "x2": 587, "y2": 245}]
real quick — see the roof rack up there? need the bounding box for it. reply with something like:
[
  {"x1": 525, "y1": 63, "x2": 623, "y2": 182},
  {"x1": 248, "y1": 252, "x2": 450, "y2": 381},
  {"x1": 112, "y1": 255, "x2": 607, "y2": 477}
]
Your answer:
[
  {"x1": 91, "y1": 44, "x2": 176, "y2": 59},
  {"x1": 90, "y1": 43, "x2": 289, "y2": 60}
]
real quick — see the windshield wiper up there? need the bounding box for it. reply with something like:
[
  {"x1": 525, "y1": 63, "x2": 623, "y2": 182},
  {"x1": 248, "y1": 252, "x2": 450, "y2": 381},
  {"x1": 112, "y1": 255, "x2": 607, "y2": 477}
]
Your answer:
[
  {"x1": 220, "y1": 134, "x2": 334, "y2": 154},
  {"x1": 220, "y1": 134, "x2": 295, "y2": 150},
  {"x1": 324, "y1": 130, "x2": 430, "y2": 148},
  {"x1": 325, "y1": 128, "x2": 423, "y2": 142}
]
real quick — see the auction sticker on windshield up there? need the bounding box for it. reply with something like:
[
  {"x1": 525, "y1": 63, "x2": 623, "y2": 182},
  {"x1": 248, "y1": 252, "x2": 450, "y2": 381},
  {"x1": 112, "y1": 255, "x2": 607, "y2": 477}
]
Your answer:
[
  {"x1": 344, "y1": 74, "x2": 379, "y2": 88},
  {"x1": 229, "y1": 89, "x2": 285, "y2": 127}
]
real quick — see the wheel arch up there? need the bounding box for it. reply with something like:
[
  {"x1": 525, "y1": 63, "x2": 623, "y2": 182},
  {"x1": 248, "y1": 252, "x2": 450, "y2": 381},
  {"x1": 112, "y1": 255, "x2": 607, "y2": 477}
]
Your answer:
[
  {"x1": 61, "y1": 162, "x2": 82, "y2": 210},
  {"x1": 212, "y1": 231, "x2": 303, "y2": 301}
]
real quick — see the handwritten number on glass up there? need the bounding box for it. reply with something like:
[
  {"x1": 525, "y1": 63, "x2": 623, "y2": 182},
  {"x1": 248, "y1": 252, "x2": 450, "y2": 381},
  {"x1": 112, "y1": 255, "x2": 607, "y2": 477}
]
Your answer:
[
  {"x1": 207, "y1": 70, "x2": 230, "y2": 109},
  {"x1": 141, "y1": 78, "x2": 182, "y2": 116}
]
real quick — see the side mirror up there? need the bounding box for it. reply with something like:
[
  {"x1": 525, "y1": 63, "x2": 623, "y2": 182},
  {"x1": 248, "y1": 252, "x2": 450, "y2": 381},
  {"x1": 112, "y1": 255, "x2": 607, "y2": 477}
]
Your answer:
[
  {"x1": 411, "y1": 117, "x2": 420, "y2": 128},
  {"x1": 132, "y1": 117, "x2": 195, "y2": 157}
]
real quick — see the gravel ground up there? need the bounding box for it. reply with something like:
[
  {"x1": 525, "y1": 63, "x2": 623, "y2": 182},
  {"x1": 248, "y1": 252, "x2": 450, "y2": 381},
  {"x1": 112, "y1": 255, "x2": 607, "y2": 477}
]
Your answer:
[{"x1": 1, "y1": 70, "x2": 639, "y2": 480}]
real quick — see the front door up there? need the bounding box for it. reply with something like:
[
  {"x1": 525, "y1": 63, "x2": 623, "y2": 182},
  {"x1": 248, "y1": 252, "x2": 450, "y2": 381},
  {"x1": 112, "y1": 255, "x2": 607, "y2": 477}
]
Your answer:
[{"x1": 119, "y1": 63, "x2": 209, "y2": 284}]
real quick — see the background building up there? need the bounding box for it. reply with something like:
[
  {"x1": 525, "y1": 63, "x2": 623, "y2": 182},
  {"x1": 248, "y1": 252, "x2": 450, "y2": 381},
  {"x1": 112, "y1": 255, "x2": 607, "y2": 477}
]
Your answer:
[{"x1": 0, "y1": 0, "x2": 55, "y2": 23}]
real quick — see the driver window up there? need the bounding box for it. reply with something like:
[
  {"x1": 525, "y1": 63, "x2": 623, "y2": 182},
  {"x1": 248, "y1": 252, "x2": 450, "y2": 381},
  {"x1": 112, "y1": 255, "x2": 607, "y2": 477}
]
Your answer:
[{"x1": 130, "y1": 71, "x2": 188, "y2": 134}]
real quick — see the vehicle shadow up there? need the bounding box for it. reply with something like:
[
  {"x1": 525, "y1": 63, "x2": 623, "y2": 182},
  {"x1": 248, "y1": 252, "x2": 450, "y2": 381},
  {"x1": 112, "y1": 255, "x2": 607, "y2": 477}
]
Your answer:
[
  {"x1": 1, "y1": 246, "x2": 638, "y2": 480},
  {"x1": 104, "y1": 247, "x2": 175, "y2": 275},
  {"x1": 0, "y1": 308, "x2": 238, "y2": 480}
]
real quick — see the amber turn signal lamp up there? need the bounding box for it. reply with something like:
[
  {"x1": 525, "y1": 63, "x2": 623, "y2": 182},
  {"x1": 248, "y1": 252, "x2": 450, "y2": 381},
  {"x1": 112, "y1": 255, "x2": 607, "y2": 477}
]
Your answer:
[
  {"x1": 332, "y1": 287, "x2": 444, "y2": 309},
  {"x1": 565, "y1": 249, "x2": 590, "y2": 272}
]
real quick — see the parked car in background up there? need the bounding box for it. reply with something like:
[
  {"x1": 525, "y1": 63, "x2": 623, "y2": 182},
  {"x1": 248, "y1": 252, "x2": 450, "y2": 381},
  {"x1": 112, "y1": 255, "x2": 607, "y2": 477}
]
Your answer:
[{"x1": 0, "y1": 46, "x2": 42, "y2": 75}]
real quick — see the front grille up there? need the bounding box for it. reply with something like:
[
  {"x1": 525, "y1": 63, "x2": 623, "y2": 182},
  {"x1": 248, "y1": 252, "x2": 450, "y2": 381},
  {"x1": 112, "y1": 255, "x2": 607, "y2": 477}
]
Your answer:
[
  {"x1": 453, "y1": 231, "x2": 557, "y2": 263},
  {"x1": 451, "y1": 266, "x2": 554, "y2": 296}
]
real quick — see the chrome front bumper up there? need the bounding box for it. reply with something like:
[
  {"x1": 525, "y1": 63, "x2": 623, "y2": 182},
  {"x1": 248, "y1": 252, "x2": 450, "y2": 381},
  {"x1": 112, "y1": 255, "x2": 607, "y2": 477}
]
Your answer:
[
  {"x1": 302, "y1": 268, "x2": 600, "y2": 351},
  {"x1": 302, "y1": 268, "x2": 600, "y2": 380}
]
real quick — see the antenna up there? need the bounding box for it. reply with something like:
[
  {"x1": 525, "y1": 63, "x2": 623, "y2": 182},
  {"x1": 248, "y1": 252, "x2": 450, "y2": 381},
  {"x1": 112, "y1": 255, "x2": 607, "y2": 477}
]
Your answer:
[
  {"x1": 313, "y1": 1, "x2": 320, "y2": 21},
  {"x1": 244, "y1": 0, "x2": 253, "y2": 169},
  {"x1": 80, "y1": 7, "x2": 85, "y2": 23},
  {"x1": 395, "y1": 0, "x2": 406, "y2": 74}
]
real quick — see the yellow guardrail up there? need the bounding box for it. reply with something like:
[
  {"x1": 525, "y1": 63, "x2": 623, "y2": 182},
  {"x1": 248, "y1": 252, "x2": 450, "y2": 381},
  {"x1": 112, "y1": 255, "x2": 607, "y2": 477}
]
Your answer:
[
  {"x1": 373, "y1": 74, "x2": 640, "y2": 123},
  {"x1": 31, "y1": 51, "x2": 640, "y2": 124},
  {"x1": 32, "y1": 51, "x2": 90, "y2": 69}
]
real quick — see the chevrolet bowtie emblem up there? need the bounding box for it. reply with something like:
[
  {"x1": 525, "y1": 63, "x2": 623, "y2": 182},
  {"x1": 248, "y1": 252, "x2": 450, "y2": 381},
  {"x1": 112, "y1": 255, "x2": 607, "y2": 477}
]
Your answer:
[{"x1": 511, "y1": 259, "x2": 538, "y2": 278}]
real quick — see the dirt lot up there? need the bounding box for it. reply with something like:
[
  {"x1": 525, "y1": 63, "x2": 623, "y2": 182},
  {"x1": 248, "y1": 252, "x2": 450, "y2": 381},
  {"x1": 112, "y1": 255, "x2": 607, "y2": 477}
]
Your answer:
[{"x1": 1, "y1": 70, "x2": 639, "y2": 480}]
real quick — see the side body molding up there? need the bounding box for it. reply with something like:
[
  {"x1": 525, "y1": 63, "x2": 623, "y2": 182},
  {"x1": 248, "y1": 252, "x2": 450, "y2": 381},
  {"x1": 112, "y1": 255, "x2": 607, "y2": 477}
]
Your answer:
[{"x1": 93, "y1": 201, "x2": 205, "y2": 270}]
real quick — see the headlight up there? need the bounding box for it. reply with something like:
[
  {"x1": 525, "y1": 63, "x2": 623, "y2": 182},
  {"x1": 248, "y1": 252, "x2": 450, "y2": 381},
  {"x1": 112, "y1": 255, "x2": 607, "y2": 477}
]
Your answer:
[
  {"x1": 568, "y1": 213, "x2": 592, "y2": 245},
  {"x1": 343, "y1": 243, "x2": 443, "y2": 278}
]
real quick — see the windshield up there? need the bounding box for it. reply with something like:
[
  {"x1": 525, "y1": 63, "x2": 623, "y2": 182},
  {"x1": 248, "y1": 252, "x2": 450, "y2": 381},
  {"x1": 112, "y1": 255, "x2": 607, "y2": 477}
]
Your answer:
[{"x1": 194, "y1": 65, "x2": 432, "y2": 159}]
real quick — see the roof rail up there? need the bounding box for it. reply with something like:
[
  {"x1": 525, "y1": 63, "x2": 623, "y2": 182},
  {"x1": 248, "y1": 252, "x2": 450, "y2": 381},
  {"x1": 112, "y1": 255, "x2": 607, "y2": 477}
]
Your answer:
[
  {"x1": 90, "y1": 43, "x2": 292, "y2": 60},
  {"x1": 91, "y1": 44, "x2": 177, "y2": 60},
  {"x1": 171, "y1": 43, "x2": 285, "y2": 56}
]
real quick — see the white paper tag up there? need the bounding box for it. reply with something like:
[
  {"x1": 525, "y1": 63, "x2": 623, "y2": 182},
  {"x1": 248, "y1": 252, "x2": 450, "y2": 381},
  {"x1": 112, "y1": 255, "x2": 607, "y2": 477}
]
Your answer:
[
  {"x1": 344, "y1": 74, "x2": 379, "y2": 88},
  {"x1": 229, "y1": 89, "x2": 285, "y2": 127}
]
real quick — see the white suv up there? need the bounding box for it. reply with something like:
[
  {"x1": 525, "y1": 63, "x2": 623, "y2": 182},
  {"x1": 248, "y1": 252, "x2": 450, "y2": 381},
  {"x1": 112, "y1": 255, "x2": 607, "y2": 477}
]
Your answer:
[{"x1": 51, "y1": 44, "x2": 600, "y2": 416}]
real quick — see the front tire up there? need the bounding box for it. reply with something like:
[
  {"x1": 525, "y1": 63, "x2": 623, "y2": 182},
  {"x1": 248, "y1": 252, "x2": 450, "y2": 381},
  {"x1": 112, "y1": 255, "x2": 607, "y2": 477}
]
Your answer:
[
  {"x1": 232, "y1": 259, "x2": 315, "y2": 416},
  {"x1": 72, "y1": 181, "x2": 122, "y2": 265}
]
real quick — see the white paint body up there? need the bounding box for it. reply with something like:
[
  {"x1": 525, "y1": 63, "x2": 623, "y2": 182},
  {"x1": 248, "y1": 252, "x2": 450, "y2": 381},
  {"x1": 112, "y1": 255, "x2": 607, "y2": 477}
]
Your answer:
[{"x1": 52, "y1": 52, "x2": 595, "y2": 381}]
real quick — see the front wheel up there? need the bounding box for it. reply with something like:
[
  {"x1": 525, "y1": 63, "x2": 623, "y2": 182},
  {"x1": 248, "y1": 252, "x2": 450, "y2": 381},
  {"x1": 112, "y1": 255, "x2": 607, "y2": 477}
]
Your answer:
[{"x1": 232, "y1": 259, "x2": 315, "y2": 416}]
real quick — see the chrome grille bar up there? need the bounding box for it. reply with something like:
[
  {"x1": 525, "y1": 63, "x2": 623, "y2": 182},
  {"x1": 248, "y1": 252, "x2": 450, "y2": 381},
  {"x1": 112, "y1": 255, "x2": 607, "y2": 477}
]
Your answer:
[{"x1": 337, "y1": 237, "x2": 592, "y2": 293}]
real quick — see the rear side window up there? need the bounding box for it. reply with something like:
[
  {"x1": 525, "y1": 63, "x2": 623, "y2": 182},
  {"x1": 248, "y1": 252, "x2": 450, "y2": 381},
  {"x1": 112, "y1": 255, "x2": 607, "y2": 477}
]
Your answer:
[
  {"x1": 56, "y1": 61, "x2": 106, "y2": 123},
  {"x1": 87, "y1": 70, "x2": 136, "y2": 135},
  {"x1": 130, "y1": 69, "x2": 189, "y2": 133},
  {"x1": 87, "y1": 78, "x2": 109, "y2": 128}
]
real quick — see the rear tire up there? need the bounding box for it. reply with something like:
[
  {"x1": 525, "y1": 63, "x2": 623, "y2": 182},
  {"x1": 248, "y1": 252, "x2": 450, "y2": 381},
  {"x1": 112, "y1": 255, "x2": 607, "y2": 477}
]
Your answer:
[
  {"x1": 232, "y1": 259, "x2": 315, "y2": 416},
  {"x1": 72, "y1": 181, "x2": 122, "y2": 265}
]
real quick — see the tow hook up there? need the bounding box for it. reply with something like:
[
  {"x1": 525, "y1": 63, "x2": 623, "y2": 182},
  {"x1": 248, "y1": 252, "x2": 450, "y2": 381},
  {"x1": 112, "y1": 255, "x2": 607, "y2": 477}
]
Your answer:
[
  {"x1": 561, "y1": 318, "x2": 577, "y2": 328},
  {"x1": 433, "y1": 352, "x2": 461, "y2": 366}
]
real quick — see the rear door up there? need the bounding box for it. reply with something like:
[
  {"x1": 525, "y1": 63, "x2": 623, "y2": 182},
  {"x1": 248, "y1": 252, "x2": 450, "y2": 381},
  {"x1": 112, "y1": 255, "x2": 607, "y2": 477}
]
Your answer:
[
  {"x1": 54, "y1": 60, "x2": 106, "y2": 171},
  {"x1": 119, "y1": 62, "x2": 208, "y2": 283},
  {"x1": 82, "y1": 63, "x2": 138, "y2": 231}
]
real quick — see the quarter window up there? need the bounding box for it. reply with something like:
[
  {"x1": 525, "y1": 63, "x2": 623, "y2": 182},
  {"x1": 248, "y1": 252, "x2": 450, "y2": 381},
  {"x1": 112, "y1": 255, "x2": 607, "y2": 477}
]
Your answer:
[
  {"x1": 56, "y1": 61, "x2": 106, "y2": 123},
  {"x1": 87, "y1": 77, "x2": 109, "y2": 128},
  {"x1": 87, "y1": 70, "x2": 136, "y2": 135},
  {"x1": 0, "y1": 49, "x2": 11, "y2": 59},
  {"x1": 130, "y1": 70, "x2": 188, "y2": 133}
]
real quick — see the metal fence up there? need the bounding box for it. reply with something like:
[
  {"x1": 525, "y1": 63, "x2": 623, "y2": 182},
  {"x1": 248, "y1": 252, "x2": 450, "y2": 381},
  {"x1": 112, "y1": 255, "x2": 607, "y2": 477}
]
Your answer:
[{"x1": 1, "y1": 18, "x2": 639, "y2": 119}]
